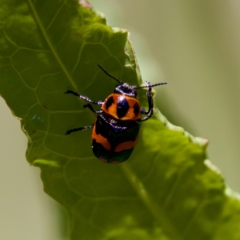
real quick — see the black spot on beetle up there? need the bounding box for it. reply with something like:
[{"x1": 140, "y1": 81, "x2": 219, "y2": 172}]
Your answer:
[
  {"x1": 117, "y1": 97, "x2": 129, "y2": 118},
  {"x1": 105, "y1": 96, "x2": 114, "y2": 109},
  {"x1": 133, "y1": 103, "x2": 140, "y2": 116}
]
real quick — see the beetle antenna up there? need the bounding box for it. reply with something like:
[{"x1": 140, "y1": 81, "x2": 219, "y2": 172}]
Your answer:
[
  {"x1": 98, "y1": 64, "x2": 123, "y2": 84},
  {"x1": 134, "y1": 82, "x2": 168, "y2": 89}
]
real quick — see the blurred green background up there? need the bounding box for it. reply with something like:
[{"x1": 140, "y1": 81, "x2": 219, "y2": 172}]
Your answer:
[{"x1": 1, "y1": 0, "x2": 240, "y2": 239}]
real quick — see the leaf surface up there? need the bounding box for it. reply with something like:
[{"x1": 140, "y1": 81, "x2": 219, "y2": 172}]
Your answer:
[{"x1": 1, "y1": 0, "x2": 240, "y2": 239}]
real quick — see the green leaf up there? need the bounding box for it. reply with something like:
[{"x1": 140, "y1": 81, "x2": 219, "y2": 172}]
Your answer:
[{"x1": 1, "y1": 0, "x2": 240, "y2": 239}]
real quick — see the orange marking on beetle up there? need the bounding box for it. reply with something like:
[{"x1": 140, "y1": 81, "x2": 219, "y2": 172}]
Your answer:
[
  {"x1": 99, "y1": 158, "x2": 107, "y2": 163},
  {"x1": 99, "y1": 158, "x2": 120, "y2": 164},
  {"x1": 101, "y1": 94, "x2": 118, "y2": 117},
  {"x1": 92, "y1": 125, "x2": 111, "y2": 150},
  {"x1": 114, "y1": 138, "x2": 139, "y2": 153},
  {"x1": 102, "y1": 94, "x2": 141, "y2": 120}
]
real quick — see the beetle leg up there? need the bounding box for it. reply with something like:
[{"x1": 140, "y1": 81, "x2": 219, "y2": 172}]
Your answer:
[
  {"x1": 84, "y1": 104, "x2": 103, "y2": 114},
  {"x1": 141, "y1": 107, "x2": 148, "y2": 114},
  {"x1": 138, "y1": 109, "x2": 153, "y2": 122},
  {"x1": 138, "y1": 81, "x2": 154, "y2": 122},
  {"x1": 66, "y1": 124, "x2": 94, "y2": 135},
  {"x1": 65, "y1": 90, "x2": 103, "y2": 106}
]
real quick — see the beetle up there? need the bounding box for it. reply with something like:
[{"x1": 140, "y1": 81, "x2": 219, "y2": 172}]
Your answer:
[{"x1": 65, "y1": 64, "x2": 167, "y2": 164}]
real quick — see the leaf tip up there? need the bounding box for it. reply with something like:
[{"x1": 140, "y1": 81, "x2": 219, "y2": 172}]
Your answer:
[{"x1": 79, "y1": 0, "x2": 92, "y2": 9}]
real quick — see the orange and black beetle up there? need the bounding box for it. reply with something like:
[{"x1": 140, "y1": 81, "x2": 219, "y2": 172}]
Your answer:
[{"x1": 65, "y1": 65, "x2": 167, "y2": 164}]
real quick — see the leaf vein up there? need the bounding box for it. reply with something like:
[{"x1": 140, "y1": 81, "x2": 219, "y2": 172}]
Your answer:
[{"x1": 26, "y1": 0, "x2": 78, "y2": 90}]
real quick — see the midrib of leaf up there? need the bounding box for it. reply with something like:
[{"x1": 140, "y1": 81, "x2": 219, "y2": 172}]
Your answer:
[
  {"x1": 121, "y1": 163, "x2": 182, "y2": 240},
  {"x1": 26, "y1": 0, "x2": 78, "y2": 91}
]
